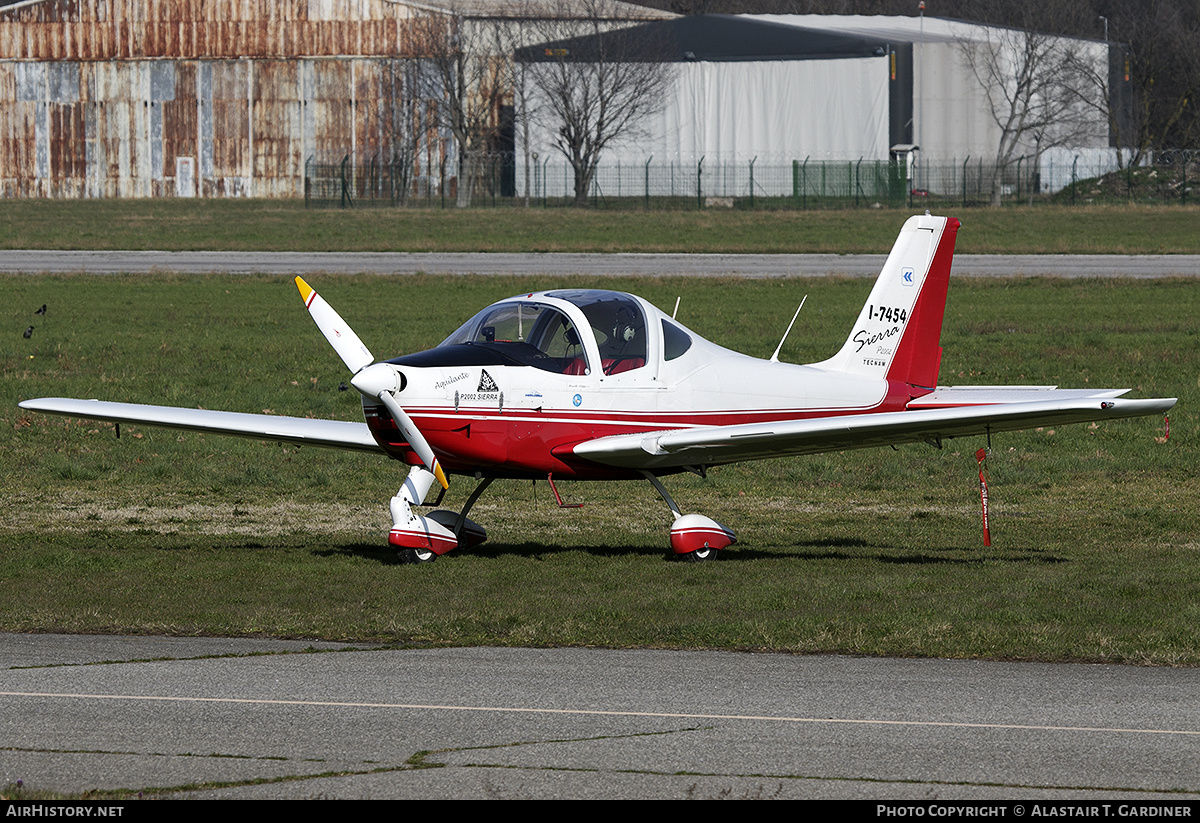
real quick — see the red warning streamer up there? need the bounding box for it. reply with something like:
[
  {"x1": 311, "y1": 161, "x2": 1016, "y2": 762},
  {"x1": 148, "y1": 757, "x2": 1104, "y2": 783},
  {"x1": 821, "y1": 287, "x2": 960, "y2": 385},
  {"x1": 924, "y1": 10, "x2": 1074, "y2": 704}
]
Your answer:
[{"x1": 975, "y1": 448, "x2": 992, "y2": 547}]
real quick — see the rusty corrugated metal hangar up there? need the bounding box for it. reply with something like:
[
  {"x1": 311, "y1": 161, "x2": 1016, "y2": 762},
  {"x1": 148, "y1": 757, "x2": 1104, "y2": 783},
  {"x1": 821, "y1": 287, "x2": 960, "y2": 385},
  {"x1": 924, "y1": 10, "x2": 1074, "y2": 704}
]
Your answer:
[
  {"x1": 0, "y1": 0, "x2": 669, "y2": 198},
  {"x1": 0, "y1": 0, "x2": 455, "y2": 197}
]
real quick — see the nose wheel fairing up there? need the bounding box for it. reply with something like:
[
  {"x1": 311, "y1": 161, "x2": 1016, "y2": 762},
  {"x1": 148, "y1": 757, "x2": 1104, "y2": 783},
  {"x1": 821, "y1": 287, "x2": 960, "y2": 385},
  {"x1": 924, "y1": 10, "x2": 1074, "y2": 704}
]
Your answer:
[
  {"x1": 387, "y1": 469, "x2": 492, "y2": 561},
  {"x1": 388, "y1": 517, "x2": 460, "y2": 556},
  {"x1": 387, "y1": 509, "x2": 487, "y2": 557}
]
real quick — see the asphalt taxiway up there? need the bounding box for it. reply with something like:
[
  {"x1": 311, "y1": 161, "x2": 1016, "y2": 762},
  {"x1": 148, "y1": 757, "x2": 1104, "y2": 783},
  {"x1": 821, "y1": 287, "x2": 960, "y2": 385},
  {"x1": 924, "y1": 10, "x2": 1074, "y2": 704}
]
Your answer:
[
  {"x1": 3, "y1": 634, "x2": 1199, "y2": 800},
  {"x1": 0, "y1": 250, "x2": 1197, "y2": 278}
]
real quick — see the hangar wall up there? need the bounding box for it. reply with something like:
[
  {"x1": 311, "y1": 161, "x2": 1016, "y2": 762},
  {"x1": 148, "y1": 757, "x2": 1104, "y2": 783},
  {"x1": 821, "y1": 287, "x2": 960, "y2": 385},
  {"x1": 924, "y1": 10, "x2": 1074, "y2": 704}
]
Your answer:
[
  {"x1": 0, "y1": 0, "x2": 441, "y2": 197},
  {"x1": 515, "y1": 56, "x2": 890, "y2": 199},
  {"x1": 1, "y1": 57, "x2": 448, "y2": 198},
  {"x1": 638, "y1": 58, "x2": 888, "y2": 163},
  {"x1": 768, "y1": 15, "x2": 1111, "y2": 164}
]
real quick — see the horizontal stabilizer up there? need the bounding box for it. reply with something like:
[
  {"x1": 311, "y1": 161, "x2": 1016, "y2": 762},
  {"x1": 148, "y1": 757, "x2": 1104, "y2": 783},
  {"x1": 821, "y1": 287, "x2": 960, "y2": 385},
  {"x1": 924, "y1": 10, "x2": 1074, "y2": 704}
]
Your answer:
[{"x1": 906, "y1": 386, "x2": 1130, "y2": 408}]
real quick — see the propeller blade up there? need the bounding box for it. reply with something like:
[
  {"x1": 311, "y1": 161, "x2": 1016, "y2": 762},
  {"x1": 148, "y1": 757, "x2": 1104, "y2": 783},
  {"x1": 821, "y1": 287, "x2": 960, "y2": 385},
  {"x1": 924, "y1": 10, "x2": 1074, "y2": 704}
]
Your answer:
[
  {"x1": 377, "y1": 390, "x2": 449, "y2": 490},
  {"x1": 351, "y1": 364, "x2": 448, "y2": 490},
  {"x1": 297, "y1": 283, "x2": 448, "y2": 489},
  {"x1": 295, "y1": 276, "x2": 374, "y2": 374},
  {"x1": 299, "y1": 282, "x2": 449, "y2": 491}
]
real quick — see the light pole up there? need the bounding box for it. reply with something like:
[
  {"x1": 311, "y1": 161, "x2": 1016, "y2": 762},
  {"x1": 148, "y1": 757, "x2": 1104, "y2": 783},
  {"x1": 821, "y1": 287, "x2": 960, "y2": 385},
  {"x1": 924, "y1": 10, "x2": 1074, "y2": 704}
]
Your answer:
[{"x1": 918, "y1": 1, "x2": 925, "y2": 190}]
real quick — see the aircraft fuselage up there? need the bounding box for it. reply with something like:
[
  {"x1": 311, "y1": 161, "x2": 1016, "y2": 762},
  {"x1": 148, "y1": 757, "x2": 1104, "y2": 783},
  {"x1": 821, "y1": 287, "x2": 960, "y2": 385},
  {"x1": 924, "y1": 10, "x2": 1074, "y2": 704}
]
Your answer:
[{"x1": 363, "y1": 290, "x2": 910, "y2": 480}]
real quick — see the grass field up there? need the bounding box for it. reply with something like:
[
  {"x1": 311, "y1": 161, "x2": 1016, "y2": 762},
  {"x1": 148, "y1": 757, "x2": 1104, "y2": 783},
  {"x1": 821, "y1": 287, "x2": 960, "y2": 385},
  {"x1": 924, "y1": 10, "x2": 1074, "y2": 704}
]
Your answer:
[
  {"x1": 2, "y1": 199, "x2": 1200, "y2": 253},
  {"x1": 3, "y1": 272, "x2": 1194, "y2": 663}
]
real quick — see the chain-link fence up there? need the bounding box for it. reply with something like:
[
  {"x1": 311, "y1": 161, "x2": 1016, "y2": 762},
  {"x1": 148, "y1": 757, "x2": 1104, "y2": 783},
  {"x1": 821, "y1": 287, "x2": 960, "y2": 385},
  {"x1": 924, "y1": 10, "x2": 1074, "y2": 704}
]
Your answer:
[
  {"x1": 304, "y1": 152, "x2": 513, "y2": 209},
  {"x1": 305, "y1": 150, "x2": 1197, "y2": 209},
  {"x1": 531, "y1": 156, "x2": 911, "y2": 208}
]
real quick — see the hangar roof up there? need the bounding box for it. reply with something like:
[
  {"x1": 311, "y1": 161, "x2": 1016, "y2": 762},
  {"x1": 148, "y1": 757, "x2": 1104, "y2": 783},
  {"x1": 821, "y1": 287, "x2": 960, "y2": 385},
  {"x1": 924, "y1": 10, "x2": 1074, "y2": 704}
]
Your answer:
[
  {"x1": 371, "y1": 0, "x2": 675, "y2": 19},
  {"x1": 753, "y1": 14, "x2": 1105, "y2": 47},
  {"x1": 518, "y1": 13, "x2": 891, "y2": 63},
  {"x1": 754, "y1": 14, "x2": 973, "y2": 45}
]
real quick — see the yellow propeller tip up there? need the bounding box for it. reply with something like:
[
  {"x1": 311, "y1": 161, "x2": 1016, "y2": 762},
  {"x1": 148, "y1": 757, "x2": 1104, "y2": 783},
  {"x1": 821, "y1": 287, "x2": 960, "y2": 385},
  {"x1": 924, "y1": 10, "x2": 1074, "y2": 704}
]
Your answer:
[
  {"x1": 295, "y1": 276, "x2": 313, "y2": 303},
  {"x1": 434, "y1": 463, "x2": 449, "y2": 490}
]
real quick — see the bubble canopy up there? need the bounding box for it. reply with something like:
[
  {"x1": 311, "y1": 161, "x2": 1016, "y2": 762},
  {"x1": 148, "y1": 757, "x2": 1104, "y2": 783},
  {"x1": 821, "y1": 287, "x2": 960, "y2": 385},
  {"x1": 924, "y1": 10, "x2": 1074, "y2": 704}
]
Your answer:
[{"x1": 389, "y1": 290, "x2": 668, "y2": 375}]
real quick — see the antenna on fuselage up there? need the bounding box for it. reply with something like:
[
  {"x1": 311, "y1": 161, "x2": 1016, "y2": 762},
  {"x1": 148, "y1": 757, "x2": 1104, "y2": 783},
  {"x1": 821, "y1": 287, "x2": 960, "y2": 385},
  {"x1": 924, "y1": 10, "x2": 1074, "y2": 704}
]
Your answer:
[
  {"x1": 672, "y1": 296, "x2": 680, "y2": 319},
  {"x1": 769, "y1": 295, "x2": 807, "y2": 363}
]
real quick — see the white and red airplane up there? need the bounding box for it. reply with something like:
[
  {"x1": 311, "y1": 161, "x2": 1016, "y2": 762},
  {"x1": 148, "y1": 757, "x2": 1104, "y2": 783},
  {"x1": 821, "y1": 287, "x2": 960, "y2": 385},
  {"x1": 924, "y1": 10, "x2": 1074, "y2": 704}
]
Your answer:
[{"x1": 19, "y1": 214, "x2": 1175, "y2": 562}]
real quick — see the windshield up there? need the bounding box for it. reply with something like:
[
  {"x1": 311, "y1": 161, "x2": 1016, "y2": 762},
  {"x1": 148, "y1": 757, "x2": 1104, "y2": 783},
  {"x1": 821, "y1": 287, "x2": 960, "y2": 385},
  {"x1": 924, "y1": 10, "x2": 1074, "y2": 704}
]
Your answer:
[{"x1": 436, "y1": 302, "x2": 588, "y2": 373}]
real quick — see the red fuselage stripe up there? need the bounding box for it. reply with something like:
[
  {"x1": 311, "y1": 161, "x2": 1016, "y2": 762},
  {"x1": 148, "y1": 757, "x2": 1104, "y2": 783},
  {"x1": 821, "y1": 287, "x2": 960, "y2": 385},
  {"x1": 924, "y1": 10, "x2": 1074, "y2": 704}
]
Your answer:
[{"x1": 362, "y1": 394, "x2": 915, "y2": 479}]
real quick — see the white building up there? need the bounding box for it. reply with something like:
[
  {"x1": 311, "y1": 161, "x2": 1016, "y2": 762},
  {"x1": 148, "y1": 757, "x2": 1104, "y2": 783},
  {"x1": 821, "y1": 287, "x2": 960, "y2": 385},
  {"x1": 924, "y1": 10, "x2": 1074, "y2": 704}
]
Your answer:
[{"x1": 517, "y1": 13, "x2": 1115, "y2": 199}]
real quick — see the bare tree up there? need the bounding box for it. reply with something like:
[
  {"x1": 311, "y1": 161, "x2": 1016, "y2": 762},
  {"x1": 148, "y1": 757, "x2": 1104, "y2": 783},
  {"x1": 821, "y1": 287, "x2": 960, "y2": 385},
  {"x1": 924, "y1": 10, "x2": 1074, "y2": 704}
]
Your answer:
[
  {"x1": 1070, "y1": 4, "x2": 1200, "y2": 173},
  {"x1": 956, "y1": 4, "x2": 1100, "y2": 205},
  {"x1": 382, "y1": 58, "x2": 434, "y2": 206},
  {"x1": 416, "y1": 9, "x2": 516, "y2": 208},
  {"x1": 520, "y1": 0, "x2": 675, "y2": 207},
  {"x1": 512, "y1": 47, "x2": 541, "y2": 207}
]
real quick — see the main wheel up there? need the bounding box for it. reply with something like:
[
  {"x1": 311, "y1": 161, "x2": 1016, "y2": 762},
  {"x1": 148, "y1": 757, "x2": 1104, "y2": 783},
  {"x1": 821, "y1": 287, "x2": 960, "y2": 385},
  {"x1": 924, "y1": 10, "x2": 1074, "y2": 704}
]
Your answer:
[
  {"x1": 678, "y1": 546, "x2": 717, "y2": 563},
  {"x1": 398, "y1": 546, "x2": 437, "y2": 564}
]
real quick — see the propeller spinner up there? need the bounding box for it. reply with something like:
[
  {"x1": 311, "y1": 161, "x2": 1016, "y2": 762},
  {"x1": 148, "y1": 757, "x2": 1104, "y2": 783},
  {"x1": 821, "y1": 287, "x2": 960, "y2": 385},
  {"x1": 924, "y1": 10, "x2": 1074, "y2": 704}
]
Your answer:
[{"x1": 296, "y1": 277, "x2": 448, "y2": 490}]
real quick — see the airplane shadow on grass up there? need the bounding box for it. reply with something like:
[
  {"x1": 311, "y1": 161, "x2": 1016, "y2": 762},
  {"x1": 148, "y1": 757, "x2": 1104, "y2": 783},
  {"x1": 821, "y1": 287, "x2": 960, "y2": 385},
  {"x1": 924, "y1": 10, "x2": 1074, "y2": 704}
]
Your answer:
[
  {"x1": 316, "y1": 541, "x2": 669, "y2": 564},
  {"x1": 312, "y1": 537, "x2": 1069, "y2": 566},
  {"x1": 787, "y1": 536, "x2": 1069, "y2": 565}
]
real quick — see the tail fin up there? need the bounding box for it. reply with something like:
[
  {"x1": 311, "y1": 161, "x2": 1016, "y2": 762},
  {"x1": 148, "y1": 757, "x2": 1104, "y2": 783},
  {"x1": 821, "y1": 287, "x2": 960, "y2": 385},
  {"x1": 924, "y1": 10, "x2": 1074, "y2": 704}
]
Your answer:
[{"x1": 817, "y1": 214, "x2": 959, "y2": 392}]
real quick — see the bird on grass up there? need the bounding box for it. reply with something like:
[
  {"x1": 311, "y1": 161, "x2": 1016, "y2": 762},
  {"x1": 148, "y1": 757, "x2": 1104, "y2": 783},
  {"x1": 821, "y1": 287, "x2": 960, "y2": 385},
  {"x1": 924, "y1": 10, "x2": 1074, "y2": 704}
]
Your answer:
[
  {"x1": 35, "y1": 304, "x2": 46, "y2": 316},
  {"x1": 23, "y1": 326, "x2": 33, "y2": 339}
]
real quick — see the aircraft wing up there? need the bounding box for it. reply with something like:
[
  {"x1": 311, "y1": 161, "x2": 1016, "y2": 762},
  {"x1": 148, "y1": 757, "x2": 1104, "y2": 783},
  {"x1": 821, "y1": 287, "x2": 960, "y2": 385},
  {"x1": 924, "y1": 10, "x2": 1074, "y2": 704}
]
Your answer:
[
  {"x1": 18, "y1": 398, "x2": 382, "y2": 453},
  {"x1": 568, "y1": 389, "x2": 1177, "y2": 471}
]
